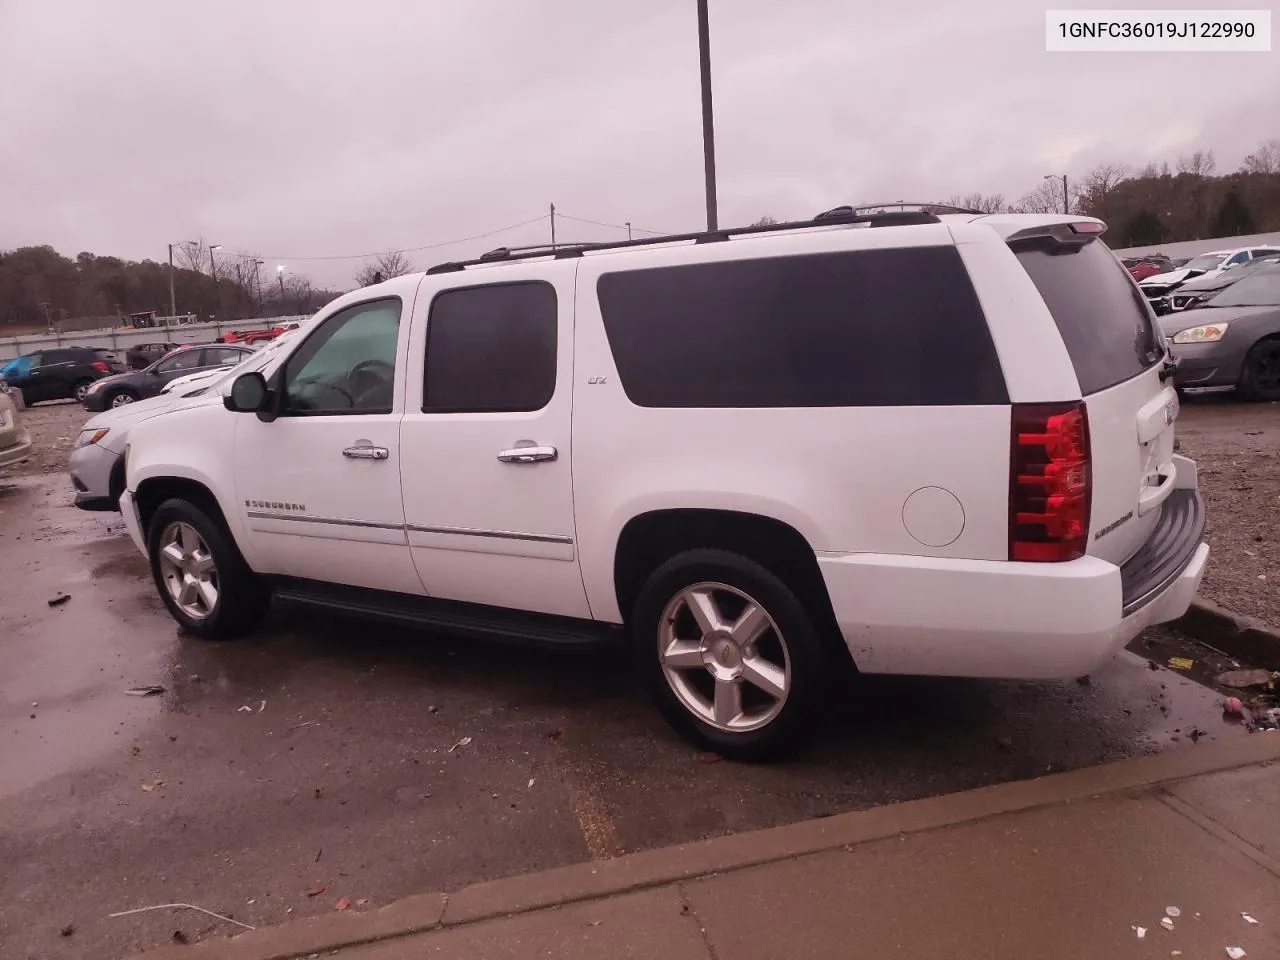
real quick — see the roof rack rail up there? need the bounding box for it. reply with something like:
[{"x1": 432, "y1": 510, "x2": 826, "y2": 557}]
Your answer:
[
  {"x1": 824, "y1": 201, "x2": 986, "y2": 216},
  {"x1": 426, "y1": 207, "x2": 941, "y2": 274}
]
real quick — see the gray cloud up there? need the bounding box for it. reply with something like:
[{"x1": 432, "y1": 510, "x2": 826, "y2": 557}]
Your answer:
[{"x1": 1, "y1": 0, "x2": 1275, "y2": 289}]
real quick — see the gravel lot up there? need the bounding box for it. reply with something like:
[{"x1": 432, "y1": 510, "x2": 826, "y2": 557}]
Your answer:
[{"x1": 5, "y1": 395, "x2": 1278, "y2": 626}]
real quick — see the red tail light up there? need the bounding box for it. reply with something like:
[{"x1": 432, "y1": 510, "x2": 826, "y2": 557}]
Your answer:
[
  {"x1": 1009, "y1": 402, "x2": 1091, "y2": 562},
  {"x1": 91, "y1": 361, "x2": 109, "y2": 373}
]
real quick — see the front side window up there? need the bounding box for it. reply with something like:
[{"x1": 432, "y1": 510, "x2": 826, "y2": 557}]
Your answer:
[
  {"x1": 423, "y1": 282, "x2": 557, "y2": 413},
  {"x1": 282, "y1": 298, "x2": 401, "y2": 415},
  {"x1": 1226, "y1": 251, "x2": 1250, "y2": 266},
  {"x1": 1184, "y1": 254, "x2": 1227, "y2": 272},
  {"x1": 204, "y1": 347, "x2": 248, "y2": 367},
  {"x1": 156, "y1": 350, "x2": 204, "y2": 374}
]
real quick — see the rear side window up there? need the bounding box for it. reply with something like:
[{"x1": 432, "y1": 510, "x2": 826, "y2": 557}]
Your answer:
[
  {"x1": 1012, "y1": 238, "x2": 1162, "y2": 395},
  {"x1": 596, "y1": 247, "x2": 1007, "y2": 408},
  {"x1": 423, "y1": 281, "x2": 557, "y2": 413}
]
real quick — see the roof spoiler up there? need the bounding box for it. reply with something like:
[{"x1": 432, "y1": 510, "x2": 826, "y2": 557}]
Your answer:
[{"x1": 1005, "y1": 221, "x2": 1107, "y2": 249}]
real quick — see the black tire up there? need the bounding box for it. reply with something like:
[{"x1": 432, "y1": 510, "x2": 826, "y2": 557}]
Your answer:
[
  {"x1": 147, "y1": 497, "x2": 271, "y2": 640},
  {"x1": 72, "y1": 379, "x2": 94, "y2": 404},
  {"x1": 1238, "y1": 337, "x2": 1280, "y2": 402},
  {"x1": 632, "y1": 548, "x2": 831, "y2": 761}
]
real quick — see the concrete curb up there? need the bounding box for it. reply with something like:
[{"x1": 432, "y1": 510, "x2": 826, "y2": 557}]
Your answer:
[
  {"x1": 1175, "y1": 598, "x2": 1280, "y2": 671},
  {"x1": 128, "y1": 734, "x2": 1280, "y2": 960}
]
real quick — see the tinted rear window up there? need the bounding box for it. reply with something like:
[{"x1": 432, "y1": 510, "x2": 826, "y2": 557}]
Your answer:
[
  {"x1": 1012, "y1": 238, "x2": 1162, "y2": 395},
  {"x1": 596, "y1": 247, "x2": 1007, "y2": 408}
]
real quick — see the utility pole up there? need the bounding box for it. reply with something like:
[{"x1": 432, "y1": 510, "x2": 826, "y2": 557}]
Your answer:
[
  {"x1": 549, "y1": 203, "x2": 557, "y2": 249},
  {"x1": 168, "y1": 243, "x2": 177, "y2": 318},
  {"x1": 1045, "y1": 174, "x2": 1069, "y2": 215},
  {"x1": 626, "y1": 221, "x2": 633, "y2": 240},
  {"x1": 209, "y1": 243, "x2": 221, "y2": 279},
  {"x1": 277, "y1": 265, "x2": 286, "y2": 314},
  {"x1": 697, "y1": 0, "x2": 718, "y2": 231}
]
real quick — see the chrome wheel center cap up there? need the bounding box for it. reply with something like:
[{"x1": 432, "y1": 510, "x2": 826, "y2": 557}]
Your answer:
[{"x1": 702, "y1": 634, "x2": 742, "y2": 679}]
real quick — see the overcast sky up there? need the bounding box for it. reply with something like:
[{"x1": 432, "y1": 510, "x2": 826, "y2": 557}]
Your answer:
[{"x1": 1, "y1": 0, "x2": 1276, "y2": 289}]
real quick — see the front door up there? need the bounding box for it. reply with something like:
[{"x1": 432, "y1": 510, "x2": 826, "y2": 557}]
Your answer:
[
  {"x1": 231, "y1": 294, "x2": 422, "y2": 596},
  {"x1": 399, "y1": 269, "x2": 590, "y2": 619}
]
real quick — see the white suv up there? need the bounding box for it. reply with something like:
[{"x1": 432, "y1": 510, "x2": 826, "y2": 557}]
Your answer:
[{"x1": 118, "y1": 208, "x2": 1209, "y2": 759}]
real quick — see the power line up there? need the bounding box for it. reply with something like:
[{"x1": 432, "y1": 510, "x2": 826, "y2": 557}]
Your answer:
[
  {"x1": 228, "y1": 214, "x2": 550, "y2": 263},
  {"x1": 555, "y1": 213, "x2": 665, "y2": 236}
]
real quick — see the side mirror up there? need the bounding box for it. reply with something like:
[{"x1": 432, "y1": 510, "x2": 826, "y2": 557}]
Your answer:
[{"x1": 225, "y1": 372, "x2": 268, "y2": 413}]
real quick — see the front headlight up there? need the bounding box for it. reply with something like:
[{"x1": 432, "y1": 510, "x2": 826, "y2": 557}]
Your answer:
[
  {"x1": 1172, "y1": 322, "x2": 1229, "y2": 344},
  {"x1": 75, "y1": 427, "x2": 110, "y2": 449},
  {"x1": 87, "y1": 380, "x2": 106, "y2": 394}
]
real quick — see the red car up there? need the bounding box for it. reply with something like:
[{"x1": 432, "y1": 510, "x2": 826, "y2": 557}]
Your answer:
[{"x1": 1122, "y1": 257, "x2": 1174, "y2": 282}]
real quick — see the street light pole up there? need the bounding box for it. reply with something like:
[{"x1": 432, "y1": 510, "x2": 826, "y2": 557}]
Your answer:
[
  {"x1": 1045, "y1": 174, "x2": 1069, "y2": 215},
  {"x1": 277, "y1": 265, "x2": 286, "y2": 314},
  {"x1": 696, "y1": 0, "x2": 718, "y2": 231},
  {"x1": 625, "y1": 221, "x2": 632, "y2": 241},
  {"x1": 209, "y1": 243, "x2": 222, "y2": 279},
  {"x1": 168, "y1": 244, "x2": 177, "y2": 318}
]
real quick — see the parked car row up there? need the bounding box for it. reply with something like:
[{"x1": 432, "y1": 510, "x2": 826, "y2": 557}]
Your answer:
[
  {"x1": 81, "y1": 343, "x2": 256, "y2": 411},
  {"x1": 1138, "y1": 246, "x2": 1280, "y2": 315},
  {"x1": 1121, "y1": 255, "x2": 1178, "y2": 282},
  {"x1": 0, "y1": 346, "x2": 126, "y2": 405}
]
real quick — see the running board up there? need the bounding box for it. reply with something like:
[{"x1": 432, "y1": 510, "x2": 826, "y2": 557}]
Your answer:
[{"x1": 271, "y1": 578, "x2": 622, "y2": 649}]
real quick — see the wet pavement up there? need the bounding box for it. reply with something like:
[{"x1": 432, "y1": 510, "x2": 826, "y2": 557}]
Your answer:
[{"x1": 0, "y1": 473, "x2": 1254, "y2": 960}]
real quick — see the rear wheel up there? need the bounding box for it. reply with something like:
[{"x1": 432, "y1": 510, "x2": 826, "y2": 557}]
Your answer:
[
  {"x1": 633, "y1": 549, "x2": 830, "y2": 761},
  {"x1": 147, "y1": 498, "x2": 271, "y2": 640},
  {"x1": 1238, "y1": 337, "x2": 1280, "y2": 402},
  {"x1": 72, "y1": 379, "x2": 94, "y2": 403}
]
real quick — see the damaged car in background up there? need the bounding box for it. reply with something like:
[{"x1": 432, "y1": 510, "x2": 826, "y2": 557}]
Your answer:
[{"x1": 1160, "y1": 260, "x2": 1280, "y2": 401}]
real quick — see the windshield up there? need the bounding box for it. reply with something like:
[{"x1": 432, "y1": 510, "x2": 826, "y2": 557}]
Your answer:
[
  {"x1": 1183, "y1": 254, "x2": 1227, "y2": 272},
  {"x1": 1203, "y1": 267, "x2": 1280, "y2": 308}
]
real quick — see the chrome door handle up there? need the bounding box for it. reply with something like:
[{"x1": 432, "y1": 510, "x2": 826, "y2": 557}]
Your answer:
[
  {"x1": 343, "y1": 444, "x2": 389, "y2": 460},
  {"x1": 497, "y1": 445, "x2": 558, "y2": 464}
]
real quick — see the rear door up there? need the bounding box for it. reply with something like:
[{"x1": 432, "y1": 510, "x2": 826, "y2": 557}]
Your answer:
[
  {"x1": 398, "y1": 268, "x2": 589, "y2": 620},
  {"x1": 1011, "y1": 235, "x2": 1174, "y2": 566}
]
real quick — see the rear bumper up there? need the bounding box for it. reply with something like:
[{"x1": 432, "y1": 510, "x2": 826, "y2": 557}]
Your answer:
[{"x1": 818, "y1": 472, "x2": 1209, "y2": 681}]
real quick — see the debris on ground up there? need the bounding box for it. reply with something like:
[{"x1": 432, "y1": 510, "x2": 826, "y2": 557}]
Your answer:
[
  {"x1": 237, "y1": 705, "x2": 253, "y2": 713},
  {"x1": 59, "y1": 924, "x2": 74, "y2": 937},
  {"x1": 1167, "y1": 657, "x2": 1195, "y2": 671},
  {"x1": 335, "y1": 897, "x2": 351, "y2": 911},
  {"x1": 108, "y1": 903, "x2": 254, "y2": 931},
  {"x1": 1242, "y1": 912, "x2": 1258, "y2": 924},
  {"x1": 1225, "y1": 947, "x2": 1247, "y2": 959},
  {"x1": 448, "y1": 736, "x2": 473, "y2": 753},
  {"x1": 1166, "y1": 907, "x2": 1181, "y2": 918},
  {"x1": 1160, "y1": 917, "x2": 1175, "y2": 931},
  {"x1": 1216, "y1": 668, "x2": 1274, "y2": 689},
  {"x1": 697, "y1": 752, "x2": 722, "y2": 764},
  {"x1": 125, "y1": 685, "x2": 165, "y2": 697},
  {"x1": 171, "y1": 930, "x2": 189, "y2": 944},
  {"x1": 305, "y1": 883, "x2": 327, "y2": 897},
  {"x1": 1132, "y1": 925, "x2": 1146, "y2": 939},
  {"x1": 47, "y1": 594, "x2": 71, "y2": 607}
]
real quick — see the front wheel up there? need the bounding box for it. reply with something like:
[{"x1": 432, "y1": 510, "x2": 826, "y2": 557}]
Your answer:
[
  {"x1": 633, "y1": 549, "x2": 831, "y2": 761},
  {"x1": 109, "y1": 389, "x2": 138, "y2": 408},
  {"x1": 1238, "y1": 337, "x2": 1280, "y2": 402},
  {"x1": 148, "y1": 498, "x2": 271, "y2": 640}
]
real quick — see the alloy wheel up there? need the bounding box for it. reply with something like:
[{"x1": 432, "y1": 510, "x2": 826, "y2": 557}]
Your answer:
[
  {"x1": 657, "y1": 581, "x2": 790, "y2": 733},
  {"x1": 157, "y1": 521, "x2": 219, "y2": 620},
  {"x1": 111, "y1": 393, "x2": 135, "y2": 407}
]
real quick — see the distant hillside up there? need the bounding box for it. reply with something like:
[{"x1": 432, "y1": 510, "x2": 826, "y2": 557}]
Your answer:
[{"x1": 0, "y1": 244, "x2": 339, "y2": 330}]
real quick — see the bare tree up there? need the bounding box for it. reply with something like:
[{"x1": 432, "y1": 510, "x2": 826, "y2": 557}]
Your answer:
[
  {"x1": 1075, "y1": 163, "x2": 1129, "y2": 208},
  {"x1": 284, "y1": 274, "x2": 315, "y2": 314},
  {"x1": 1241, "y1": 139, "x2": 1280, "y2": 175},
  {"x1": 943, "y1": 193, "x2": 1007, "y2": 214},
  {"x1": 751, "y1": 216, "x2": 778, "y2": 226},
  {"x1": 1176, "y1": 150, "x2": 1216, "y2": 177},
  {"x1": 174, "y1": 239, "x2": 219, "y2": 276},
  {"x1": 1010, "y1": 179, "x2": 1067, "y2": 214},
  {"x1": 354, "y1": 250, "x2": 413, "y2": 287}
]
